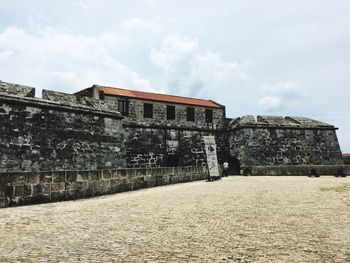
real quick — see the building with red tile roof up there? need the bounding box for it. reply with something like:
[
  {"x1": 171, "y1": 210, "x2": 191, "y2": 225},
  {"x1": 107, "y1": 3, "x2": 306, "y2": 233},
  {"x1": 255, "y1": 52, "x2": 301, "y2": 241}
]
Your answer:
[
  {"x1": 75, "y1": 84, "x2": 226, "y2": 130},
  {"x1": 75, "y1": 85, "x2": 224, "y2": 109}
]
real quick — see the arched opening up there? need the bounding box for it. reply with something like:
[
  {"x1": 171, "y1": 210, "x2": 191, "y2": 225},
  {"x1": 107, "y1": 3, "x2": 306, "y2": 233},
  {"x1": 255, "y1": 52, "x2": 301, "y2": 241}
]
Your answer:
[{"x1": 227, "y1": 155, "x2": 241, "y2": 175}]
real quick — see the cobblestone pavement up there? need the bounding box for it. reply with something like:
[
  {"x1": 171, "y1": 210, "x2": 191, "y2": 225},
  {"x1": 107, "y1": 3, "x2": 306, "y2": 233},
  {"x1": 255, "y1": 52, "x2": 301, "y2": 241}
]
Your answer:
[{"x1": 0, "y1": 176, "x2": 349, "y2": 263}]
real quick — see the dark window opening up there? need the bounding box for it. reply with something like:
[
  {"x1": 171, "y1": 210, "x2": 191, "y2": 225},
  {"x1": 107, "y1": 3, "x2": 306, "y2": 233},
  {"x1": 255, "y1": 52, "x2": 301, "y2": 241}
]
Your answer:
[
  {"x1": 167, "y1": 105, "x2": 175, "y2": 120},
  {"x1": 205, "y1": 109, "x2": 213, "y2": 123},
  {"x1": 143, "y1": 103, "x2": 153, "y2": 118},
  {"x1": 118, "y1": 100, "x2": 129, "y2": 116},
  {"x1": 166, "y1": 154, "x2": 179, "y2": 167},
  {"x1": 187, "y1": 107, "x2": 195, "y2": 121}
]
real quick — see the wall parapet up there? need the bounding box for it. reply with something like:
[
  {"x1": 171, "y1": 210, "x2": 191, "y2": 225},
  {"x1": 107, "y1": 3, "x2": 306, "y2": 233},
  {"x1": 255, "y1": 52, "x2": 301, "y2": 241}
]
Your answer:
[
  {"x1": 0, "y1": 93, "x2": 122, "y2": 119},
  {"x1": 0, "y1": 166, "x2": 209, "y2": 208},
  {"x1": 228, "y1": 115, "x2": 338, "y2": 130},
  {"x1": 248, "y1": 165, "x2": 350, "y2": 176},
  {"x1": 0, "y1": 81, "x2": 35, "y2": 97}
]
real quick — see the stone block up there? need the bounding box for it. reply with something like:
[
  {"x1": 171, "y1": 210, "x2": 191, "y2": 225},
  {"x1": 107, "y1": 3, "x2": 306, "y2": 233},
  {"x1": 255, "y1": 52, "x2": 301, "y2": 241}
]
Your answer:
[
  {"x1": 90, "y1": 181, "x2": 103, "y2": 195},
  {"x1": 65, "y1": 182, "x2": 87, "y2": 199},
  {"x1": 8, "y1": 173, "x2": 27, "y2": 184},
  {"x1": 344, "y1": 165, "x2": 350, "y2": 175},
  {"x1": 40, "y1": 184, "x2": 51, "y2": 195},
  {"x1": 0, "y1": 197, "x2": 6, "y2": 207},
  {"x1": 39, "y1": 172, "x2": 53, "y2": 183},
  {"x1": 26, "y1": 172, "x2": 39, "y2": 184},
  {"x1": 4, "y1": 185, "x2": 13, "y2": 197},
  {"x1": 119, "y1": 169, "x2": 127, "y2": 177},
  {"x1": 32, "y1": 184, "x2": 43, "y2": 195},
  {"x1": 51, "y1": 182, "x2": 65, "y2": 192},
  {"x1": 102, "y1": 170, "x2": 113, "y2": 179},
  {"x1": 132, "y1": 177, "x2": 145, "y2": 190},
  {"x1": 66, "y1": 171, "x2": 77, "y2": 182},
  {"x1": 0, "y1": 173, "x2": 9, "y2": 193},
  {"x1": 90, "y1": 170, "x2": 102, "y2": 181},
  {"x1": 77, "y1": 171, "x2": 89, "y2": 181},
  {"x1": 14, "y1": 185, "x2": 31, "y2": 197},
  {"x1": 52, "y1": 172, "x2": 66, "y2": 183},
  {"x1": 109, "y1": 169, "x2": 120, "y2": 179}
]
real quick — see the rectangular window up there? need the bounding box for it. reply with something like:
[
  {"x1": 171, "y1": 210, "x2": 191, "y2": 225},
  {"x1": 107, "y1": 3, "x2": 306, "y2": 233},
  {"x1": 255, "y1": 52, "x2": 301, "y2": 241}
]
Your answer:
[
  {"x1": 187, "y1": 107, "x2": 195, "y2": 121},
  {"x1": 167, "y1": 105, "x2": 175, "y2": 120},
  {"x1": 118, "y1": 100, "x2": 129, "y2": 116},
  {"x1": 205, "y1": 109, "x2": 213, "y2": 123},
  {"x1": 143, "y1": 103, "x2": 153, "y2": 118}
]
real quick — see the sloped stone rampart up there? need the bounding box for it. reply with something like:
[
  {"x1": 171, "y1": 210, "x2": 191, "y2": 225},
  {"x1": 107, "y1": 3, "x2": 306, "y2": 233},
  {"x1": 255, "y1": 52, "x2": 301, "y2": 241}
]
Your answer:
[
  {"x1": 0, "y1": 81, "x2": 35, "y2": 97},
  {"x1": 228, "y1": 126, "x2": 343, "y2": 167}
]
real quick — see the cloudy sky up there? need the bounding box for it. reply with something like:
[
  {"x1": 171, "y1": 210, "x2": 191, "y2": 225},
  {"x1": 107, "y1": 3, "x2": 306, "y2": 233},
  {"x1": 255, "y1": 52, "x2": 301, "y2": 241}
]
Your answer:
[{"x1": 0, "y1": 0, "x2": 349, "y2": 152}]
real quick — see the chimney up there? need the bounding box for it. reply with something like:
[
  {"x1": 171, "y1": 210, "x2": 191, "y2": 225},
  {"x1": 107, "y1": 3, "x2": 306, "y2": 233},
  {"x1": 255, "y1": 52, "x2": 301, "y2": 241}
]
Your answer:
[{"x1": 92, "y1": 85, "x2": 100, "y2": 100}]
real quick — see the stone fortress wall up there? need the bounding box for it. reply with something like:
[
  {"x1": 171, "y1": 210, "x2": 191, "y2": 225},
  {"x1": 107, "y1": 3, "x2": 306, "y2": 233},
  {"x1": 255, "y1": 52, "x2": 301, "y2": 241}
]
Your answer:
[
  {"x1": 0, "y1": 81, "x2": 222, "y2": 172},
  {"x1": 0, "y1": 80, "x2": 344, "y2": 173},
  {"x1": 0, "y1": 80, "x2": 347, "y2": 207},
  {"x1": 0, "y1": 82, "x2": 126, "y2": 172},
  {"x1": 228, "y1": 115, "x2": 343, "y2": 167}
]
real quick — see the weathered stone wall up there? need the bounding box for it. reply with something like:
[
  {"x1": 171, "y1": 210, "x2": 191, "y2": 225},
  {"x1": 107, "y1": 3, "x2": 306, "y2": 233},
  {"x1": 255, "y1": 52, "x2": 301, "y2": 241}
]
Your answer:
[
  {"x1": 179, "y1": 130, "x2": 210, "y2": 167},
  {"x1": 125, "y1": 126, "x2": 213, "y2": 168},
  {"x1": 0, "y1": 94, "x2": 125, "y2": 172},
  {"x1": 0, "y1": 166, "x2": 209, "y2": 208},
  {"x1": 343, "y1": 155, "x2": 350, "y2": 165},
  {"x1": 0, "y1": 82, "x2": 345, "y2": 176},
  {"x1": 42, "y1": 89, "x2": 77, "y2": 104},
  {"x1": 0, "y1": 81, "x2": 35, "y2": 97},
  {"x1": 0, "y1": 85, "x2": 220, "y2": 171},
  {"x1": 103, "y1": 95, "x2": 226, "y2": 130},
  {"x1": 125, "y1": 127, "x2": 166, "y2": 168},
  {"x1": 228, "y1": 116, "x2": 343, "y2": 167},
  {"x1": 231, "y1": 128, "x2": 343, "y2": 166}
]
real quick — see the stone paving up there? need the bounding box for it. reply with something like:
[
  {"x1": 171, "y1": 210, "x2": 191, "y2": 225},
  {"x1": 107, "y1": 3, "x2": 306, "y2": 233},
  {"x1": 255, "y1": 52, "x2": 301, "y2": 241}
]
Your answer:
[{"x1": 0, "y1": 176, "x2": 349, "y2": 263}]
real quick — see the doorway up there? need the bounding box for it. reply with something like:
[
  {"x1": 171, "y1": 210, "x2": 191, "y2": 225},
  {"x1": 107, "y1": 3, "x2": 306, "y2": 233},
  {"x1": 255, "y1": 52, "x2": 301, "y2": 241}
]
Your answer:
[{"x1": 227, "y1": 155, "x2": 241, "y2": 175}]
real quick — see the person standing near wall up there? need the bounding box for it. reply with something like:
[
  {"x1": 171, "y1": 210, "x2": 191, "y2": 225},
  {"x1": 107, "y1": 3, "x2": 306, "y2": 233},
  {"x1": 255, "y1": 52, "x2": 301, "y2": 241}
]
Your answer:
[{"x1": 223, "y1": 161, "x2": 229, "y2": 177}]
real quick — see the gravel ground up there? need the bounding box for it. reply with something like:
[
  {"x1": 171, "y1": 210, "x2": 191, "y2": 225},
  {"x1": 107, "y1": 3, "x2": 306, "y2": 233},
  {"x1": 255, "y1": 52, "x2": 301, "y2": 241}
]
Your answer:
[{"x1": 0, "y1": 176, "x2": 349, "y2": 262}]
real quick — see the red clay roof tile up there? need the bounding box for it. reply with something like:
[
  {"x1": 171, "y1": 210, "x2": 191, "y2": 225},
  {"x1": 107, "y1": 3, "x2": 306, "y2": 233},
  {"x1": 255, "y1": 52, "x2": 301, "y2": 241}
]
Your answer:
[{"x1": 100, "y1": 86, "x2": 224, "y2": 109}]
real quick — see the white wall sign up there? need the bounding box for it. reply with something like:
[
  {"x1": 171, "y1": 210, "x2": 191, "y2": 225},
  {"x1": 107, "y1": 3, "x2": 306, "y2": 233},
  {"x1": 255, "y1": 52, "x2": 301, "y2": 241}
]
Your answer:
[{"x1": 203, "y1": 136, "x2": 220, "y2": 178}]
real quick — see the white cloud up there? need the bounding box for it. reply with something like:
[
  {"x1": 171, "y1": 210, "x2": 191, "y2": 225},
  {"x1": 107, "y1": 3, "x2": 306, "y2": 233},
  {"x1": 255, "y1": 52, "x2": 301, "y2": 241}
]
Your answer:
[
  {"x1": 261, "y1": 82, "x2": 307, "y2": 98},
  {"x1": 184, "y1": 52, "x2": 249, "y2": 97},
  {"x1": 122, "y1": 17, "x2": 163, "y2": 35},
  {"x1": 258, "y1": 82, "x2": 308, "y2": 113},
  {"x1": 150, "y1": 34, "x2": 249, "y2": 101},
  {"x1": 0, "y1": 26, "x2": 151, "y2": 95},
  {"x1": 151, "y1": 34, "x2": 198, "y2": 73},
  {"x1": 257, "y1": 96, "x2": 285, "y2": 112},
  {"x1": 76, "y1": 0, "x2": 88, "y2": 9},
  {"x1": 144, "y1": 0, "x2": 158, "y2": 6}
]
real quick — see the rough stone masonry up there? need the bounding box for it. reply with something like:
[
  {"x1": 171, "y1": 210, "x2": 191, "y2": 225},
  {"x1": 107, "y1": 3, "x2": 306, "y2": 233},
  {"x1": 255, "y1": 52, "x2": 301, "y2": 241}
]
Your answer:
[
  {"x1": 0, "y1": 80, "x2": 344, "y2": 172},
  {"x1": 0, "y1": 80, "x2": 347, "y2": 207}
]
